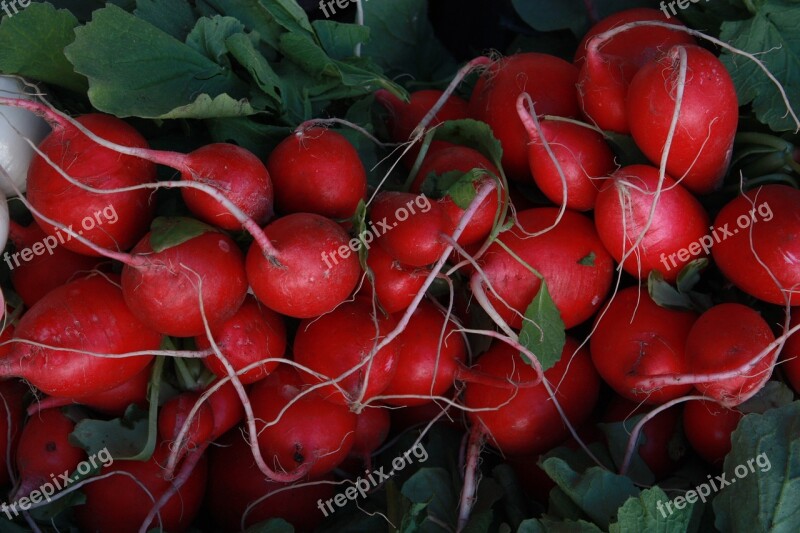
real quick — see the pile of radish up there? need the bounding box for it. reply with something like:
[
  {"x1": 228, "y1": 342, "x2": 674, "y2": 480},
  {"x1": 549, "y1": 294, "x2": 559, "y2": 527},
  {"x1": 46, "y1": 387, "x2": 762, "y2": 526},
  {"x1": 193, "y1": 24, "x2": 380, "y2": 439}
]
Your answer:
[{"x1": 0, "y1": 3, "x2": 798, "y2": 533}]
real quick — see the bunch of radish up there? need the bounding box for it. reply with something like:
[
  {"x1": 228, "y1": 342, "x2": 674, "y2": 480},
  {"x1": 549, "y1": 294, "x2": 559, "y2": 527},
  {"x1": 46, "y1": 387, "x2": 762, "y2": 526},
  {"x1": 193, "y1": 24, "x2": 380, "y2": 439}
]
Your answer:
[{"x1": 0, "y1": 6, "x2": 797, "y2": 532}]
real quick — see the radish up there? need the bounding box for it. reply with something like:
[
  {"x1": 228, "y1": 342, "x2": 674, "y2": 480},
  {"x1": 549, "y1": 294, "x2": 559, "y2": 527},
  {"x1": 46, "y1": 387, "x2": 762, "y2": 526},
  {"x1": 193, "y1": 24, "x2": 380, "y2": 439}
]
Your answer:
[
  {"x1": 246, "y1": 212, "x2": 361, "y2": 319},
  {"x1": 683, "y1": 400, "x2": 743, "y2": 466},
  {"x1": 593, "y1": 165, "x2": 710, "y2": 282},
  {"x1": 158, "y1": 392, "x2": 215, "y2": 463},
  {"x1": 711, "y1": 185, "x2": 799, "y2": 305},
  {"x1": 411, "y1": 145, "x2": 498, "y2": 193},
  {"x1": 195, "y1": 295, "x2": 285, "y2": 384},
  {"x1": 205, "y1": 380, "x2": 245, "y2": 439},
  {"x1": 267, "y1": 127, "x2": 367, "y2": 219},
  {"x1": 686, "y1": 303, "x2": 778, "y2": 407},
  {"x1": 293, "y1": 299, "x2": 399, "y2": 405},
  {"x1": 249, "y1": 365, "x2": 357, "y2": 477},
  {"x1": 121, "y1": 223, "x2": 249, "y2": 337},
  {"x1": 475, "y1": 207, "x2": 613, "y2": 329},
  {"x1": 469, "y1": 53, "x2": 579, "y2": 180},
  {"x1": 0, "y1": 274, "x2": 160, "y2": 397},
  {"x1": 359, "y1": 245, "x2": 428, "y2": 314},
  {"x1": 0, "y1": 190, "x2": 7, "y2": 254},
  {"x1": 350, "y1": 407, "x2": 391, "y2": 458},
  {"x1": 0, "y1": 379, "x2": 27, "y2": 488},
  {"x1": 590, "y1": 286, "x2": 696, "y2": 404},
  {"x1": 781, "y1": 311, "x2": 800, "y2": 393},
  {"x1": 0, "y1": 76, "x2": 51, "y2": 196},
  {"x1": 627, "y1": 44, "x2": 738, "y2": 194}
]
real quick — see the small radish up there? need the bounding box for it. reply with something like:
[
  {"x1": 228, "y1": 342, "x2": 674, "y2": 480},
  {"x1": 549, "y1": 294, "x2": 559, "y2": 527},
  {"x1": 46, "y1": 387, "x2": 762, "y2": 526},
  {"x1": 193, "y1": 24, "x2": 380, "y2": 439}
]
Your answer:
[
  {"x1": 711, "y1": 185, "x2": 800, "y2": 305},
  {"x1": 780, "y1": 311, "x2": 800, "y2": 393},
  {"x1": 267, "y1": 127, "x2": 367, "y2": 219},
  {"x1": 591, "y1": 286, "x2": 696, "y2": 404},
  {"x1": 293, "y1": 299, "x2": 399, "y2": 405},
  {"x1": 249, "y1": 365, "x2": 357, "y2": 478},
  {"x1": 683, "y1": 399, "x2": 743, "y2": 466},
  {"x1": 246, "y1": 212, "x2": 361, "y2": 319},
  {"x1": 593, "y1": 165, "x2": 710, "y2": 282},
  {"x1": 0, "y1": 379, "x2": 27, "y2": 488},
  {"x1": 686, "y1": 303, "x2": 778, "y2": 407},
  {"x1": 469, "y1": 53, "x2": 579, "y2": 180},
  {"x1": 195, "y1": 295, "x2": 285, "y2": 384},
  {"x1": 359, "y1": 245, "x2": 429, "y2": 314},
  {"x1": 411, "y1": 145, "x2": 498, "y2": 193},
  {"x1": 158, "y1": 392, "x2": 215, "y2": 462},
  {"x1": 382, "y1": 299, "x2": 466, "y2": 406},
  {"x1": 475, "y1": 208, "x2": 613, "y2": 329},
  {"x1": 206, "y1": 380, "x2": 245, "y2": 440},
  {"x1": 627, "y1": 45, "x2": 738, "y2": 194},
  {"x1": 0, "y1": 274, "x2": 160, "y2": 397},
  {"x1": 350, "y1": 407, "x2": 391, "y2": 458}
]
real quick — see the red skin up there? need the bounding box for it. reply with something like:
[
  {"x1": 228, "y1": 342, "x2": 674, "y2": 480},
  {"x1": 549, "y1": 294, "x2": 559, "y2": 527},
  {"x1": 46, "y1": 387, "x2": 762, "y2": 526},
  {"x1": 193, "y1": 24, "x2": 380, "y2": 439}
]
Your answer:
[
  {"x1": 359, "y1": 245, "x2": 428, "y2": 314},
  {"x1": 196, "y1": 295, "x2": 285, "y2": 384},
  {"x1": 206, "y1": 380, "x2": 245, "y2": 439},
  {"x1": 591, "y1": 286, "x2": 696, "y2": 404},
  {"x1": 382, "y1": 300, "x2": 467, "y2": 406},
  {"x1": 603, "y1": 397, "x2": 685, "y2": 480},
  {"x1": 250, "y1": 365, "x2": 357, "y2": 477},
  {"x1": 74, "y1": 442, "x2": 207, "y2": 533},
  {"x1": 27, "y1": 113, "x2": 156, "y2": 256},
  {"x1": 267, "y1": 128, "x2": 366, "y2": 219},
  {"x1": 712, "y1": 185, "x2": 800, "y2": 305},
  {"x1": 8, "y1": 222, "x2": 101, "y2": 308},
  {"x1": 372, "y1": 191, "x2": 450, "y2": 267},
  {"x1": 465, "y1": 338, "x2": 600, "y2": 456},
  {"x1": 683, "y1": 400, "x2": 743, "y2": 467},
  {"x1": 0, "y1": 380, "x2": 28, "y2": 488},
  {"x1": 206, "y1": 431, "x2": 335, "y2": 532},
  {"x1": 1, "y1": 275, "x2": 159, "y2": 397},
  {"x1": 477, "y1": 208, "x2": 613, "y2": 329},
  {"x1": 469, "y1": 53, "x2": 579, "y2": 181},
  {"x1": 181, "y1": 143, "x2": 274, "y2": 230},
  {"x1": 15, "y1": 408, "x2": 86, "y2": 498},
  {"x1": 687, "y1": 303, "x2": 777, "y2": 407},
  {"x1": 594, "y1": 165, "x2": 711, "y2": 282},
  {"x1": 246, "y1": 213, "x2": 361, "y2": 319},
  {"x1": 781, "y1": 311, "x2": 800, "y2": 393},
  {"x1": 158, "y1": 392, "x2": 215, "y2": 451},
  {"x1": 413, "y1": 146, "x2": 503, "y2": 246},
  {"x1": 293, "y1": 300, "x2": 399, "y2": 405},
  {"x1": 350, "y1": 407, "x2": 391, "y2": 456},
  {"x1": 122, "y1": 230, "x2": 248, "y2": 337},
  {"x1": 525, "y1": 120, "x2": 615, "y2": 211},
  {"x1": 375, "y1": 89, "x2": 470, "y2": 168},
  {"x1": 627, "y1": 45, "x2": 738, "y2": 194},
  {"x1": 390, "y1": 393, "x2": 465, "y2": 432}
]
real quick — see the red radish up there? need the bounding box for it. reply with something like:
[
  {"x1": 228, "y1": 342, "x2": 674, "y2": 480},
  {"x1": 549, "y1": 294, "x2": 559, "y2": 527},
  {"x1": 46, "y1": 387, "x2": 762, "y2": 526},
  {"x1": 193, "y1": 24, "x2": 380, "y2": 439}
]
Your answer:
[
  {"x1": 250, "y1": 365, "x2": 357, "y2": 477},
  {"x1": 293, "y1": 300, "x2": 399, "y2": 405},
  {"x1": 683, "y1": 399, "x2": 743, "y2": 466},
  {"x1": 686, "y1": 303, "x2": 778, "y2": 407},
  {"x1": 206, "y1": 380, "x2": 245, "y2": 439},
  {"x1": 7, "y1": 221, "x2": 101, "y2": 308},
  {"x1": 350, "y1": 407, "x2": 391, "y2": 457},
  {"x1": 711, "y1": 185, "x2": 799, "y2": 305},
  {"x1": 195, "y1": 295, "x2": 285, "y2": 384},
  {"x1": 179, "y1": 143, "x2": 273, "y2": 230},
  {"x1": 359, "y1": 245, "x2": 428, "y2": 314},
  {"x1": 516, "y1": 99, "x2": 615, "y2": 211},
  {"x1": 206, "y1": 431, "x2": 335, "y2": 532},
  {"x1": 464, "y1": 338, "x2": 600, "y2": 456},
  {"x1": 26, "y1": 113, "x2": 156, "y2": 255},
  {"x1": 121, "y1": 226, "x2": 248, "y2": 337},
  {"x1": 0, "y1": 275, "x2": 159, "y2": 397},
  {"x1": 73, "y1": 442, "x2": 207, "y2": 533},
  {"x1": 627, "y1": 45, "x2": 738, "y2": 194},
  {"x1": 382, "y1": 300, "x2": 466, "y2": 406},
  {"x1": 372, "y1": 191, "x2": 450, "y2": 267},
  {"x1": 591, "y1": 286, "x2": 696, "y2": 404},
  {"x1": 476, "y1": 208, "x2": 613, "y2": 329},
  {"x1": 14, "y1": 407, "x2": 86, "y2": 499},
  {"x1": 158, "y1": 392, "x2": 215, "y2": 461},
  {"x1": 390, "y1": 392, "x2": 465, "y2": 432},
  {"x1": 0, "y1": 380, "x2": 27, "y2": 488},
  {"x1": 375, "y1": 89, "x2": 470, "y2": 167},
  {"x1": 593, "y1": 165, "x2": 710, "y2": 282},
  {"x1": 469, "y1": 53, "x2": 579, "y2": 180},
  {"x1": 246, "y1": 212, "x2": 361, "y2": 319},
  {"x1": 267, "y1": 127, "x2": 367, "y2": 219},
  {"x1": 781, "y1": 311, "x2": 800, "y2": 393}
]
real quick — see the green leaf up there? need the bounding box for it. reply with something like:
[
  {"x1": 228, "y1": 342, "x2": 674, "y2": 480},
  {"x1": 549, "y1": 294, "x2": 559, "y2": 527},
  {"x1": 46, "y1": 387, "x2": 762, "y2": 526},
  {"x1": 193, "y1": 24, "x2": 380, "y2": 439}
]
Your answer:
[
  {"x1": 610, "y1": 487, "x2": 697, "y2": 533},
  {"x1": 64, "y1": 4, "x2": 249, "y2": 118},
  {"x1": 738, "y1": 380, "x2": 795, "y2": 414},
  {"x1": 518, "y1": 517, "x2": 604, "y2": 533},
  {"x1": 720, "y1": 0, "x2": 800, "y2": 132},
  {"x1": 598, "y1": 416, "x2": 656, "y2": 486},
  {"x1": 69, "y1": 404, "x2": 149, "y2": 459},
  {"x1": 401, "y1": 468, "x2": 458, "y2": 531},
  {"x1": 648, "y1": 270, "x2": 695, "y2": 311},
  {"x1": 312, "y1": 20, "x2": 370, "y2": 60},
  {"x1": 206, "y1": 117, "x2": 290, "y2": 159},
  {"x1": 197, "y1": 0, "x2": 283, "y2": 52},
  {"x1": 244, "y1": 518, "x2": 295, "y2": 533},
  {"x1": 714, "y1": 401, "x2": 800, "y2": 532},
  {"x1": 432, "y1": 119, "x2": 504, "y2": 170},
  {"x1": 149, "y1": 216, "x2": 218, "y2": 252},
  {"x1": 259, "y1": 0, "x2": 315, "y2": 39},
  {"x1": 158, "y1": 92, "x2": 258, "y2": 119},
  {"x1": 675, "y1": 258, "x2": 708, "y2": 293},
  {"x1": 518, "y1": 281, "x2": 566, "y2": 371},
  {"x1": 186, "y1": 15, "x2": 247, "y2": 67},
  {"x1": 134, "y1": 0, "x2": 196, "y2": 41},
  {"x1": 578, "y1": 252, "x2": 596, "y2": 266},
  {"x1": 226, "y1": 32, "x2": 282, "y2": 106},
  {"x1": 511, "y1": 0, "x2": 657, "y2": 37},
  {"x1": 0, "y1": 3, "x2": 87, "y2": 93}
]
